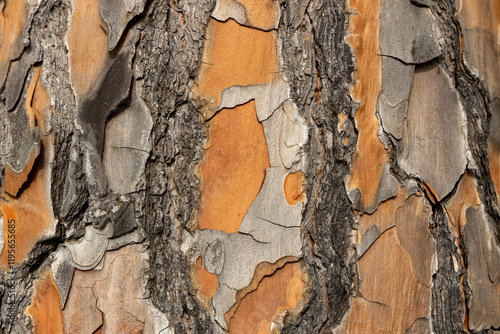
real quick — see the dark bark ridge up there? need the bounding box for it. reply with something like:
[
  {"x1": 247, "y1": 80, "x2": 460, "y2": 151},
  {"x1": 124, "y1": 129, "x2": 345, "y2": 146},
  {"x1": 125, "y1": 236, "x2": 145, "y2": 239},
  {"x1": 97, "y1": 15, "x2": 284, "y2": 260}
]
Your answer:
[
  {"x1": 430, "y1": 207, "x2": 465, "y2": 333},
  {"x1": 137, "y1": 0, "x2": 216, "y2": 332},
  {"x1": 432, "y1": 1, "x2": 499, "y2": 238},
  {"x1": 426, "y1": 1, "x2": 500, "y2": 333},
  {"x1": 0, "y1": 0, "x2": 74, "y2": 332},
  {"x1": 279, "y1": 0, "x2": 358, "y2": 332}
]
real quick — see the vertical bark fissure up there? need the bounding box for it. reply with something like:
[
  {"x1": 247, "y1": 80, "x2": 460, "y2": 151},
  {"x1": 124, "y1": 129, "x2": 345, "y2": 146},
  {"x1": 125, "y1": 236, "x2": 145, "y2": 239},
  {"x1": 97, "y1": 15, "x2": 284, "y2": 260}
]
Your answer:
[
  {"x1": 279, "y1": 0, "x2": 358, "y2": 332},
  {"x1": 430, "y1": 206, "x2": 466, "y2": 333},
  {"x1": 431, "y1": 1, "x2": 499, "y2": 234},
  {"x1": 0, "y1": 1, "x2": 75, "y2": 332},
  {"x1": 46, "y1": 2, "x2": 81, "y2": 223},
  {"x1": 138, "y1": 0, "x2": 216, "y2": 332},
  {"x1": 429, "y1": 1, "x2": 500, "y2": 331}
]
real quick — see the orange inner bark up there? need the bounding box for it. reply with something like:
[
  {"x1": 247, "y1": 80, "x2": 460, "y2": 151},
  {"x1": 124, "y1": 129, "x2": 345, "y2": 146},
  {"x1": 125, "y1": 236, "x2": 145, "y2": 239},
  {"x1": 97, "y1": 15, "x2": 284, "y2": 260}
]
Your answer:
[
  {"x1": 26, "y1": 269, "x2": 65, "y2": 334},
  {"x1": 191, "y1": 257, "x2": 220, "y2": 308},
  {"x1": 346, "y1": 0, "x2": 386, "y2": 210},
  {"x1": 196, "y1": 18, "x2": 278, "y2": 233},
  {"x1": 194, "y1": 18, "x2": 278, "y2": 115},
  {"x1": 358, "y1": 186, "x2": 406, "y2": 236},
  {"x1": 195, "y1": 15, "x2": 306, "y2": 333},
  {"x1": 445, "y1": 171, "x2": 481, "y2": 237},
  {"x1": 194, "y1": 18, "x2": 278, "y2": 314},
  {"x1": 228, "y1": 261, "x2": 304, "y2": 334},
  {"x1": 0, "y1": 71, "x2": 54, "y2": 269},
  {"x1": 67, "y1": 0, "x2": 111, "y2": 101},
  {"x1": 347, "y1": 228, "x2": 430, "y2": 333},
  {"x1": 284, "y1": 171, "x2": 306, "y2": 205},
  {"x1": 199, "y1": 101, "x2": 270, "y2": 233},
  {"x1": 0, "y1": 0, "x2": 27, "y2": 80}
]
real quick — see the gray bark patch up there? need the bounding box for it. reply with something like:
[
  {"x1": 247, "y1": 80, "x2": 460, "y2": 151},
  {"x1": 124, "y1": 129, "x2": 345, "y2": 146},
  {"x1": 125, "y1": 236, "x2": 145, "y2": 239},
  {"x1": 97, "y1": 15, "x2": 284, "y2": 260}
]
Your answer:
[
  {"x1": 398, "y1": 61, "x2": 467, "y2": 201},
  {"x1": 380, "y1": 0, "x2": 441, "y2": 64}
]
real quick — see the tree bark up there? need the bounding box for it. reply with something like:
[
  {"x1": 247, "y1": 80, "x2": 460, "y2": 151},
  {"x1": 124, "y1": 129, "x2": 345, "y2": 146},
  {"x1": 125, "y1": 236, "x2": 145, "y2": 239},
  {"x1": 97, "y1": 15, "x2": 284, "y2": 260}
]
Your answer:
[{"x1": 0, "y1": 0, "x2": 499, "y2": 333}]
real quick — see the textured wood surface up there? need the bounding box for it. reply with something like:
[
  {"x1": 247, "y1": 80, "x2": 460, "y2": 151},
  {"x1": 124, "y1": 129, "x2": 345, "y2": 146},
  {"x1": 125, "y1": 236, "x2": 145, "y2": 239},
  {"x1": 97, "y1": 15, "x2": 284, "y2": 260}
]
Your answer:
[{"x1": 0, "y1": 0, "x2": 498, "y2": 333}]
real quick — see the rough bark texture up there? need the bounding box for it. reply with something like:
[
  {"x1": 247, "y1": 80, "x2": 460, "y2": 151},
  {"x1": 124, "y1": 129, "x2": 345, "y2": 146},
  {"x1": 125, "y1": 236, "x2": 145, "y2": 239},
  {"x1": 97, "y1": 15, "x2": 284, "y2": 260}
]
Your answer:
[
  {"x1": 0, "y1": 0, "x2": 499, "y2": 333},
  {"x1": 279, "y1": 0, "x2": 357, "y2": 332},
  {"x1": 137, "y1": 1, "x2": 215, "y2": 332}
]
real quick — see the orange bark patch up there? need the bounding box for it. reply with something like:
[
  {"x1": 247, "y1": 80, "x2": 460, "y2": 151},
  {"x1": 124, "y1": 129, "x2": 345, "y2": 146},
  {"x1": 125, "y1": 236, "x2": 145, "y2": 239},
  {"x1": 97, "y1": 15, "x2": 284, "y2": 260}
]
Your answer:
[
  {"x1": 194, "y1": 10, "x2": 302, "y2": 329},
  {"x1": 458, "y1": 0, "x2": 500, "y2": 100},
  {"x1": 1, "y1": 204, "x2": 18, "y2": 256},
  {"x1": 0, "y1": 72, "x2": 54, "y2": 269},
  {"x1": 26, "y1": 269, "x2": 65, "y2": 334},
  {"x1": 0, "y1": 150, "x2": 53, "y2": 268},
  {"x1": 347, "y1": 228, "x2": 431, "y2": 333},
  {"x1": 496, "y1": 0, "x2": 500, "y2": 27},
  {"x1": 445, "y1": 172, "x2": 481, "y2": 238},
  {"x1": 346, "y1": 0, "x2": 387, "y2": 211},
  {"x1": 199, "y1": 101, "x2": 270, "y2": 233},
  {"x1": 284, "y1": 171, "x2": 306, "y2": 205},
  {"x1": 225, "y1": 257, "x2": 302, "y2": 328},
  {"x1": 347, "y1": 298, "x2": 402, "y2": 334},
  {"x1": 395, "y1": 195, "x2": 435, "y2": 287},
  {"x1": 228, "y1": 262, "x2": 304, "y2": 334},
  {"x1": 114, "y1": 316, "x2": 144, "y2": 334},
  {"x1": 458, "y1": 0, "x2": 499, "y2": 32},
  {"x1": 65, "y1": 245, "x2": 157, "y2": 333},
  {"x1": 358, "y1": 187, "x2": 407, "y2": 236},
  {"x1": 63, "y1": 270, "x2": 103, "y2": 334},
  {"x1": 92, "y1": 246, "x2": 148, "y2": 333},
  {"x1": 191, "y1": 257, "x2": 220, "y2": 309},
  {"x1": 490, "y1": 141, "x2": 500, "y2": 202},
  {"x1": 193, "y1": 18, "x2": 278, "y2": 117},
  {"x1": 67, "y1": 0, "x2": 111, "y2": 101},
  {"x1": 354, "y1": 192, "x2": 435, "y2": 332},
  {"x1": 0, "y1": 0, "x2": 27, "y2": 84}
]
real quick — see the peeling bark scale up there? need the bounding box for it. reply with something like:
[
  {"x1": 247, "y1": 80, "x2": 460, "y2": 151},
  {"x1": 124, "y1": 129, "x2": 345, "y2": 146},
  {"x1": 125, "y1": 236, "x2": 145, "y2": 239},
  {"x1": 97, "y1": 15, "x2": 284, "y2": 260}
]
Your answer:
[{"x1": 0, "y1": 0, "x2": 499, "y2": 333}]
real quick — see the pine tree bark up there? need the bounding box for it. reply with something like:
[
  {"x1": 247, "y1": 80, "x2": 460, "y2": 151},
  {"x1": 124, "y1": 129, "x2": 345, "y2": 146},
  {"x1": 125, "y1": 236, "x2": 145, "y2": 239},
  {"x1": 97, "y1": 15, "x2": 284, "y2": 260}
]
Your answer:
[{"x1": 0, "y1": 0, "x2": 499, "y2": 333}]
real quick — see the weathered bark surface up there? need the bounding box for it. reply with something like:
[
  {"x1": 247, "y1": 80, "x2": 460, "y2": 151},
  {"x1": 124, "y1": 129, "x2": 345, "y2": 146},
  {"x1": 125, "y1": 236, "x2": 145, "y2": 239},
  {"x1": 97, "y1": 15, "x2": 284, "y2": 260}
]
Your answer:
[{"x1": 0, "y1": 0, "x2": 499, "y2": 333}]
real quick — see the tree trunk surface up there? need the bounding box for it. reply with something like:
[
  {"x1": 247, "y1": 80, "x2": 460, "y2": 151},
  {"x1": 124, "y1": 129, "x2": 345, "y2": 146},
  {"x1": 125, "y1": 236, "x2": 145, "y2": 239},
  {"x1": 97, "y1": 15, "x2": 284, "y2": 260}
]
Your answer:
[{"x1": 0, "y1": 0, "x2": 499, "y2": 333}]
